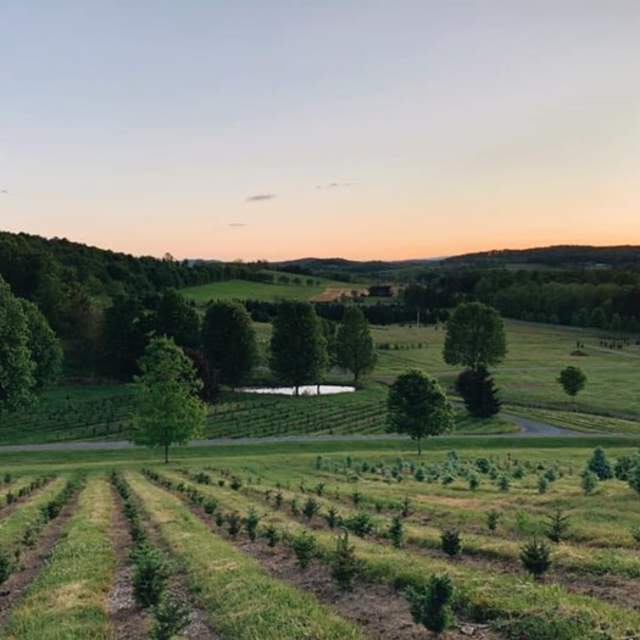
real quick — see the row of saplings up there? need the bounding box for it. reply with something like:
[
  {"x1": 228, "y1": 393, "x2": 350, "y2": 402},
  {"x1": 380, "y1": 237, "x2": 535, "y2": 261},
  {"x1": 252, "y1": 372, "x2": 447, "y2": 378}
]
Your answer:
[
  {"x1": 3, "y1": 474, "x2": 52, "y2": 507},
  {"x1": 0, "y1": 475, "x2": 82, "y2": 586},
  {"x1": 144, "y1": 468, "x2": 561, "y2": 637},
  {"x1": 110, "y1": 471, "x2": 192, "y2": 640}
]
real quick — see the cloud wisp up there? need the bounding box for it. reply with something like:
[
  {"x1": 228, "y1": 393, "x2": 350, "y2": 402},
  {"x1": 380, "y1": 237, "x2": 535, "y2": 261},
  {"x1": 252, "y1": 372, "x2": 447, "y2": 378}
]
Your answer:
[
  {"x1": 246, "y1": 193, "x2": 276, "y2": 202},
  {"x1": 316, "y1": 182, "x2": 351, "y2": 190},
  {"x1": 229, "y1": 223, "x2": 247, "y2": 228}
]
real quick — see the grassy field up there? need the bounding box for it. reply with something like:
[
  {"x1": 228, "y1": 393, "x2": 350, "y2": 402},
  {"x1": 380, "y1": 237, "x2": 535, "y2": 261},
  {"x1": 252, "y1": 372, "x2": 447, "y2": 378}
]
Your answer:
[
  {"x1": 0, "y1": 438, "x2": 639, "y2": 638},
  {"x1": 181, "y1": 271, "x2": 363, "y2": 304}
]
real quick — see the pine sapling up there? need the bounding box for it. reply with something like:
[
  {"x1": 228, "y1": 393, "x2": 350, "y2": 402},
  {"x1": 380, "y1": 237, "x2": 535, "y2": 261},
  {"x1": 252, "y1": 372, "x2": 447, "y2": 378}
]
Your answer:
[
  {"x1": 407, "y1": 574, "x2": 454, "y2": 636},
  {"x1": 441, "y1": 529, "x2": 461, "y2": 557},
  {"x1": 226, "y1": 512, "x2": 241, "y2": 538},
  {"x1": 389, "y1": 516, "x2": 404, "y2": 548},
  {"x1": 331, "y1": 530, "x2": 359, "y2": 591},
  {"x1": 244, "y1": 508, "x2": 260, "y2": 542},
  {"x1": 291, "y1": 531, "x2": 317, "y2": 569},
  {"x1": 486, "y1": 510, "x2": 500, "y2": 532},
  {"x1": 520, "y1": 538, "x2": 551, "y2": 578},
  {"x1": 545, "y1": 507, "x2": 570, "y2": 543}
]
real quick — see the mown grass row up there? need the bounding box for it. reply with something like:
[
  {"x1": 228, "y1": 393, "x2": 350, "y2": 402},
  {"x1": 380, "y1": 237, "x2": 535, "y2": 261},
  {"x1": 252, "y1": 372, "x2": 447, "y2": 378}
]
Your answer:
[
  {"x1": 2, "y1": 476, "x2": 114, "y2": 640},
  {"x1": 129, "y1": 470, "x2": 365, "y2": 640},
  {"x1": 0, "y1": 476, "x2": 81, "y2": 586},
  {"x1": 149, "y1": 467, "x2": 640, "y2": 640}
]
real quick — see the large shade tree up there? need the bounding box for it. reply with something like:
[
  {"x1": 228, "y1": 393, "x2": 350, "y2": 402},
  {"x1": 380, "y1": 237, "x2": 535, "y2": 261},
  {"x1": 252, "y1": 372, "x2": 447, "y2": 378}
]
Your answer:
[
  {"x1": 202, "y1": 301, "x2": 257, "y2": 387},
  {"x1": 153, "y1": 289, "x2": 200, "y2": 349},
  {"x1": 443, "y1": 302, "x2": 506, "y2": 371},
  {"x1": 132, "y1": 336, "x2": 207, "y2": 463},
  {"x1": 336, "y1": 306, "x2": 376, "y2": 382},
  {"x1": 386, "y1": 370, "x2": 453, "y2": 454},
  {"x1": 270, "y1": 301, "x2": 327, "y2": 395}
]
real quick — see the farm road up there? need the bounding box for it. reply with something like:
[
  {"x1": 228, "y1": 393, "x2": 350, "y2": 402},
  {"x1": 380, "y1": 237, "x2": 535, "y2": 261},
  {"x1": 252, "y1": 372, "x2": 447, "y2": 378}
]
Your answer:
[{"x1": 0, "y1": 414, "x2": 585, "y2": 454}]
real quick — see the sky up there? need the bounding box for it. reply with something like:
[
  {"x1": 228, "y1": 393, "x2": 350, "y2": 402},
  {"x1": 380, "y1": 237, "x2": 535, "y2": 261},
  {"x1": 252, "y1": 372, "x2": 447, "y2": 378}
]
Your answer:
[{"x1": 1, "y1": 1, "x2": 639, "y2": 261}]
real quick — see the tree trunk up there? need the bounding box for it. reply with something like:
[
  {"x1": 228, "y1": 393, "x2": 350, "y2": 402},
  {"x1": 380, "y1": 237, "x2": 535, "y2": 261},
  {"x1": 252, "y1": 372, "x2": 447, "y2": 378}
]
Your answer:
[
  {"x1": 417, "y1": 437, "x2": 422, "y2": 456},
  {"x1": 164, "y1": 443, "x2": 169, "y2": 464},
  {"x1": 295, "y1": 385, "x2": 299, "y2": 397}
]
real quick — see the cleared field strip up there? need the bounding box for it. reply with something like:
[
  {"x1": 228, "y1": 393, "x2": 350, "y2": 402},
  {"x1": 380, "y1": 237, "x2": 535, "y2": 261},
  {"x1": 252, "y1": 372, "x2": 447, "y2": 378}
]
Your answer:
[
  {"x1": 154, "y1": 469, "x2": 640, "y2": 638},
  {"x1": 2, "y1": 477, "x2": 116, "y2": 640},
  {"x1": 126, "y1": 472, "x2": 365, "y2": 640}
]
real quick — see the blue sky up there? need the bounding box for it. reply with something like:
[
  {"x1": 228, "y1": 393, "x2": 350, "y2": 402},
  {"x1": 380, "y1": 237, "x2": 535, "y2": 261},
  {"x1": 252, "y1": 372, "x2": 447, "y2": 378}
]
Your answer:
[{"x1": 1, "y1": 1, "x2": 639, "y2": 260}]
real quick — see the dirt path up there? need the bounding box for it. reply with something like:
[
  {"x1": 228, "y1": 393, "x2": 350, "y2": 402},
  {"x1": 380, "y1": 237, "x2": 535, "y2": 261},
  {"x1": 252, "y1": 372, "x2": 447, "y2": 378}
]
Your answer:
[{"x1": 106, "y1": 486, "x2": 150, "y2": 640}]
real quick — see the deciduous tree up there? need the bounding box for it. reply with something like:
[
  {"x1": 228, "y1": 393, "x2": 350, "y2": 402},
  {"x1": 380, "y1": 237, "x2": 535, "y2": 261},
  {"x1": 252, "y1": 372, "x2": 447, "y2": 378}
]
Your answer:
[{"x1": 336, "y1": 306, "x2": 376, "y2": 382}]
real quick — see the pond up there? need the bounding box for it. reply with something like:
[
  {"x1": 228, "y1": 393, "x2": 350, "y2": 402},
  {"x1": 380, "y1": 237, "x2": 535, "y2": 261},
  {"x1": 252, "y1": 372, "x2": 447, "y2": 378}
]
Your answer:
[{"x1": 237, "y1": 384, "x2": 356, "y2": 396}]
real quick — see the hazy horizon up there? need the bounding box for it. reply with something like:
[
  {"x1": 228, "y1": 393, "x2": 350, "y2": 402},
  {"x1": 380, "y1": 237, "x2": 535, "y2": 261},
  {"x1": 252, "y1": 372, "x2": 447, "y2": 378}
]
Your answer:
[{"x1": 2, "y1": 1, "x2": 639, "y2": 261}]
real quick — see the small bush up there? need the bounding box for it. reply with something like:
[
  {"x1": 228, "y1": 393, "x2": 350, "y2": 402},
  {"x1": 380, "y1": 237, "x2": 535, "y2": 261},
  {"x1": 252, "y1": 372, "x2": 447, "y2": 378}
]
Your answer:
[
  {"x1": 545, "y1": 508, "x2": 570, "y2": 543},
  {"x1": 407, "y1": 574, "x2": 454, "y2": 635},
  {"x1": 468, "y1": 474, "x2": 479, "y2": 491},
  {"x1": 537, "y1": 476, "x2": 548, "y2": 494},
  {"x1": 520, "y1": 538, "x2": 551, "y2": 578},
  {"x1": 291, "y1": 531, "x2": 317, "y2": 569},
  {"x1": 0, "y1": 550, "x2": 12, "y2": 584},
  {"x1": 151, "y1": 594, "x2": 190, "y2": 640},
  {"x1": 586, "y1": 447, "x2": 613, "y2": 480},
  {"x1": 325, "y1": 507, "x2": 339, "y2": 529},
  {"x1": 389, "y1": 516, "x2": 404, "y2": 548},
  {"x1": 441, "y1": 529, "x2": 461, "y2": 557},
  {"x1": 302, "y1": 497, "x2": 320, "y2": 521},
  {"x1": 215, "y1": 511, "x2": 225, "y2": 527},
  {"x1": 264, "y1": 524, "x2": 280, "y2": 547},
  {"x1": 581, "y1": 470, "x2": 598, "y2": 496},
  {"x1": 132, "y1": 545, "x2": 170, "y2": 608},
  {"x1": 630, "y1": 526, "x2": 640, "y2": 545},
  {"x1": 400, "y1": 496, "x2": 411, "y2": 518},
  {"x1": 343, "y1": 512, "x2": 374, "y2": 537},
  {"x1": 274, "y1": 491, "x2": 283, "y2": 509},
  {"x1": 498, "y1": 475, "x2": 510, "y2": 492},
  {"x1": 226, "y1": 512, "x2": 241, "y2": 538},
  {"x1": 331, "y1": 531, "x2": 359, "y2": 591},
  {"x1": 486, "y1": 510, "x2": 500, "y2": 532},
  {"x1": 244, "y1": 508, "x2": 260, "y2": 542},
  {"x1": 203, "y1": 498, "x2": 218, "y2": 515},
  {"x1": 230, "y1": 477, "x2": 242, "y2": 491}
]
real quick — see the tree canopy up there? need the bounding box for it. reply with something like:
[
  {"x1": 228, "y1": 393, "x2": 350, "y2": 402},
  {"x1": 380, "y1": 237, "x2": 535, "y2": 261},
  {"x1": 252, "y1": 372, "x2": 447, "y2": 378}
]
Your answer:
[
  {"x1": 270, "y1": 301, "x2": 327, "y2": 394},
  {"x1": 386, "y1": 370, "x2": 453, "y2": 454},
  {"x1": 336, "y1": 306, "x2": 376, "y2": 382},
  {"x1": 558, "y1": 366, "x2": 587, "y2": 399},
  {"x1": 0, "y1": 276, "x2": 35, "y2": 412},
  {"x1": 443, "y1": 302, "x2": 506, "y2": 371},
  {"x1": 202, "y1": 301, "x2": 257, "y2": 387},
  {"x1": 132, "y1": 336, "x2": 207, "y2": 462}
]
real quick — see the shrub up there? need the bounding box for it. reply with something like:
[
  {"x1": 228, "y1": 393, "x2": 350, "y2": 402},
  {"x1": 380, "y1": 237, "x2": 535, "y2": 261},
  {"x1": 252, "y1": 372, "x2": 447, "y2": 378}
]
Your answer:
[
  {"x1": 214, "y1": 512, "x2": 225, "y2": 527},
  {"x1": 401, "y1": 496, "x2": 411, "y2": 518},
  {"x1": 498, "y1": 475, "x2": 510, "y2": 492},
  {"x1": 389, "y1": 516, "x2": 404, "y2": 548},
  {"x1": 226, "y1": 512, "x2": 242, "y2": 537},
  {"x1": 629, "y1": 456, "x2": 640, "y2": 495},
  {"x1": 291, "y1": 531, "x2": 316, "y2": 569},
  {"x1": 351, "y1": 491, "x2": 362, "y2": 506},
  {"x1": 586, "y1": 447, "x2": 612, "y2": 480},
  {"x1": 475, "y1": 458, "x2": 491, "y2": 474},
  {"x1": 290, "y1": 498, "x2": 300, "y2": 516},
  {"x1": 614, "y1": 455, "x2": 635, "y2": 481},
  {"x1": 302, "y1": 497, "x2": 320, "y2": 521},
  {"x1": 407, "y1": 574, "x2": 454, "y2": 635},
  {"x1": 537, "y1": 476, "x2": 548, "y2": 494},
  {"x1": 468, "y1": 474, "x2": 479, "y2": 491},
  {"x1": 331, "y1": 531, "x2": 359, "y2": 591},
  {"x1": 244, "y1": 508, "x2": 260, "y2": 542},
  {"x1": 5, "y1": 491, "x2": 16, "y2": 505},
  {"x1": 203, "y1": 498, "x2": 218, "y2": 515},
  {"x1": 581, "y1": 470, "x2": 598, "y2": 496},
  {"x1": 274, "y1": 491, "x2": 283, "y2": 509},
  {"x1": 230, "y1": 477, "x2": 242, "y2": 491},
  {"x1": 0, "y1": 550, "x2": 12, "y2": 584},
  {"x1": 630, "y1": 526, "x2": 640, "y2": 545},
  {"x1": 325, "y1": 507, "x2": 339, "y2": 529},
  {"x1": 545, "y1": 508, "x2": 570, "y2": 543},
  {"x1": 520, "y1": 538, "x2": 551, "y2": 578},
  {"x1": 132, "y1": 545, "x2": 170, "y2": 608},
  {"x1": 151, "y1": 594, "x2": 190, "y2": 640},
  {"x1": 264, "y1": 524, "x2": 280, "y2": 547},
  {"x1": 343, "y1": 512, "x2": 374, "y2": 537},
  {"x1": 486, "y1": 510, "x2": 500, "y2": 532},
  {"x1": 441, "y1": 529, "x2": 461, "y2": 557}
]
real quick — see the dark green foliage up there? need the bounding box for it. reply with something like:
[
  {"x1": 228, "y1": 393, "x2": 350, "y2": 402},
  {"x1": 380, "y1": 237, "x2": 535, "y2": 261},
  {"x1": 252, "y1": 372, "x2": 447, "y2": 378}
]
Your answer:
[
  {"x1": 132, "y1": 545, "x2": 170, "y2": 608},
  {"x1": 264, "y1": 524, "x2": 280, "y2": 547},
  {"x1": 486, "y1": 510, "x2": 500, "y2": 532},
  {"x1": 443, "y1": 302, "x2": 507, "y2": 371},
  {"x1": 407, "y1": 574, "x2": 454, "y2": 635},
  {"x1": 269, "y1": 301, "x2": 327, "y2": 393},
  {"x1": 545, "y1": 508, "x2": 570, "y2": 543},
  {"x1": 0, "y1": 550, "x2": 12, "y2": 584},
  {"x1": 586, "y1": 447, "x2": 613, "y2": 480},
  {"x1": 468, "y1": 474, "x2": 479, "y2": 491},
  {"x1": 336, "y1": 306, "x2": 376, "y2": 382},
  {"x1": 614, "y1": 455, "x2": 635, "y2": 481},
  {"x1": 343, "y1": 512, "x2": 374, "y2": 537},
  {"x1": 629, "y1": 456, "x2": 640, "y2": 495},
  {"x1": 244, "y1": 508, "x2": 260, "y2": 542},
  {"x1": 151, "y1": 594, "x2": 191, "y2": 640},
  {"x1": 520, "y1": 538, "x2": 552, "y2": 577},
  {"x1": 202, "y1": 301, "x2": 257, "y2": 386},
  {"x1": 537, "y1": 476, "x2": 549, "y2": 494},
  {"x1": 331, "y1": 531, "x2": 359, "y2": 591},
  {"x1": 389, "y1": 516, "x2": 404, "y2": 548},
  {"x1": 386, "y1": 370, "x2": 453, "y2": 455},
  {"x1": 441, "y1": 529, "x2": 461, "y2": 557},
  {"x1": 226, "y1": 512, "x2": 241, "y2": 538},
  {"x1": 302, "y1": 496, "x2": 320, "y2": 521},
  {"x1": 203, "y1": 498, "x2": 218, "y2": 515},
  {"x1": 498, "y1": 474, "x2": 510, "y2": 492},
  {"x1": 325, "y1": 507, "x2": 339, "y2": 529},
  {"x1": 153, "y1": 289, "x2": 200, "y2": 349},
  {"x1": 557, "y1": 366, "x2": 587, "y2": 400},
  {"x1": 401, "y1": 496, "x2": 411, "y2": 518},
  {"x1": 291, "y1": 531, "x2": 317, "y2": 569},
  {"x1": 455, "y1": 366, "x2": 501, "y2": 418},
  {"x1": 230, "y1": 477, "x2": 243, "y2": 491}
]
